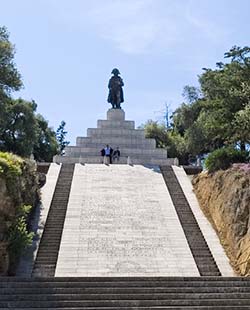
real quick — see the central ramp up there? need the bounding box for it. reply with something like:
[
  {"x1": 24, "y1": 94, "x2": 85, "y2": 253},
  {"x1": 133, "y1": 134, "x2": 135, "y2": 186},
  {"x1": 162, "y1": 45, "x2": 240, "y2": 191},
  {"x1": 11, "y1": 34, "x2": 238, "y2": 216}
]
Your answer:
[{"x1": 56, "y1": 164, "x2": 199, "y2": 277}]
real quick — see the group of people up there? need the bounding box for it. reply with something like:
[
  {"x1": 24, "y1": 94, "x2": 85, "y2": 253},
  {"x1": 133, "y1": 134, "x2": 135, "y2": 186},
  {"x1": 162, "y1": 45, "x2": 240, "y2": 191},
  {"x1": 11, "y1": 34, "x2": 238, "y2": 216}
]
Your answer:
[{"x1": 100, "y1": 145, "x2": 120, "y2": 164}]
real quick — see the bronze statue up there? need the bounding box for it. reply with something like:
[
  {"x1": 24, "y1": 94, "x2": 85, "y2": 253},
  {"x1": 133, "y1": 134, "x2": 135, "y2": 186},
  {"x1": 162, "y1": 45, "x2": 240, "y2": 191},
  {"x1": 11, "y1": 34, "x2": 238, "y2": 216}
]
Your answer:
[{"x1": 107, "y1": 68, "x2": 124, "y2": 109}]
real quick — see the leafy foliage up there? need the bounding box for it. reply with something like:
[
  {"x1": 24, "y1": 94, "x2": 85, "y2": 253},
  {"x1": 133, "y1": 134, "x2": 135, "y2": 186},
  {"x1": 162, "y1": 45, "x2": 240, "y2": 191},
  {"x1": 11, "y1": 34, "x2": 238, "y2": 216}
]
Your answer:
[
  {"x1": 0, "y1": 26, "x2": 59, "y2": 161},
  {"x1": 0, "y1": 99, "x2": 38, "y2": 157},
  {"x1": 205, "y1": 147, "x2": 249, "y2": 173},
  {"x1": 172, "y1": 45, "x2": 250, "y2": 158},
  {"x1": 0, "y1": 151, "x2": 22, "y2": 177},
  {"x1": 0, "y1": 152, "x2": 39, "y2": 274},
  {"x1": 143, "y1": 120, "x2": 169, "y2": 148},
  {"x1": 0, "y1": 26, "x2": 22, "y2": 98},
  {"x1": 33, "y1": 114, "x2": 58, "y2": 162},
  {"x1": 56, "y1": 120, "x2": 69, "y2": 155},
  {"x1": 7, "y1": 204, "x2": 34, "y2": 261},
  {"x1": 141, "y1": 120, "x2": 188, "y2": 164}
]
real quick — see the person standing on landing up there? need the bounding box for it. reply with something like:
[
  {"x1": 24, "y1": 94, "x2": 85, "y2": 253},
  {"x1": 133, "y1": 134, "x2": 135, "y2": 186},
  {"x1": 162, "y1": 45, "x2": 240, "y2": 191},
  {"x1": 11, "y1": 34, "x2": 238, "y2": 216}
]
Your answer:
[{"x1": 104, "y1": 144, "x2": 113, "y2": 164}]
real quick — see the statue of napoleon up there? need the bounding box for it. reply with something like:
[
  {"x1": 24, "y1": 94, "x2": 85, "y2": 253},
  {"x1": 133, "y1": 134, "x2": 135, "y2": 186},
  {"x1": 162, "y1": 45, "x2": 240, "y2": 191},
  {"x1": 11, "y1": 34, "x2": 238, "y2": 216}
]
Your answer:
[{"x1": 107, "y1": 68, "x2": 124, "y2": 109}]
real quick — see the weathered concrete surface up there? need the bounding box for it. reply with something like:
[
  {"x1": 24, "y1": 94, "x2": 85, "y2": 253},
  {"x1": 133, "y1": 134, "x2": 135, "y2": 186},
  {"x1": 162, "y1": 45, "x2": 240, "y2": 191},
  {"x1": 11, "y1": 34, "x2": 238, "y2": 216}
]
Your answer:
[{"x1": 56, "y1": 164, "x2": 199, "y2": 277}]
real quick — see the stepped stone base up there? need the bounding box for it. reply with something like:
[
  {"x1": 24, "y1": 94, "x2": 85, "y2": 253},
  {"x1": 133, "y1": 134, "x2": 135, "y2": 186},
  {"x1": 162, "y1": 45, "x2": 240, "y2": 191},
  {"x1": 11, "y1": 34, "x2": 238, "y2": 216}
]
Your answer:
[{"x1": 54, "y1": 109, "x2": 175, "y2": 165}]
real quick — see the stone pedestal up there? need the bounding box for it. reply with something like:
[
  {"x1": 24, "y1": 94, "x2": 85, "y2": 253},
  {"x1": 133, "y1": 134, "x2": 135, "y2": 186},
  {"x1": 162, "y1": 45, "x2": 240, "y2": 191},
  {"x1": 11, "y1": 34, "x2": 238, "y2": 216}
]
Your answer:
[
  {"x1": 54, "y1": 109, "x2": 175, "y2": 165},
  {"x1": 107, "y1": 109, "x2": 125, "y2": 121}
]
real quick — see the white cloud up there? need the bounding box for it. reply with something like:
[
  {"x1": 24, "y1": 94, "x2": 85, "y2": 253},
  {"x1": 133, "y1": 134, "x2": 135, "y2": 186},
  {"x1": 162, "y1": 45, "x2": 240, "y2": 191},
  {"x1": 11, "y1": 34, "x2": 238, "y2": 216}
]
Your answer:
[{"x1": 45, "y1": 0, "x2": 229, "y2": 55}]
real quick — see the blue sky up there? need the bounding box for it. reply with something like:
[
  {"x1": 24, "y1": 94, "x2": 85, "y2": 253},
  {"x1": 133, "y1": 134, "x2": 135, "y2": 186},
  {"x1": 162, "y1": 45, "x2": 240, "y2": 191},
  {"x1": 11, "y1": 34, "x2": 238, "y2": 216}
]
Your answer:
[{"x1": 1, "y1": 0, "x2": 249, "y2": 143}]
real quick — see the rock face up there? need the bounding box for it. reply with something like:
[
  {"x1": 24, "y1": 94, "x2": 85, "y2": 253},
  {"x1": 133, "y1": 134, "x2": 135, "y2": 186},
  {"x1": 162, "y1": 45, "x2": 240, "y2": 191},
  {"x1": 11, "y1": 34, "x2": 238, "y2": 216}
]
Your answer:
[{"x1": 192, "y1": 165, "x2": 250, "y2": 275}]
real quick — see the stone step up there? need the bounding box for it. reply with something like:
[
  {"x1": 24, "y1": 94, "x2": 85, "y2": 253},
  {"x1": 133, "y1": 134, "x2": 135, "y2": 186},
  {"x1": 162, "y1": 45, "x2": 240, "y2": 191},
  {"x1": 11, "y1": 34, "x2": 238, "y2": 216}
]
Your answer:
[
  {"x1": 75, "y1": 137, "x2": 155, "y2": 147},
  {"x1": 2, "y1": 298, "x2": 250, "y2": 308},
  {"x1": 160, "y1": 166, "x2": 221, "y2": 277},
  {"x1": 54, "y1": 156, "x2": 174, "y2": 165},
  {"x1": 5, "y1": 307, "x2": 250, "y2": 310},
  {"x1": 2, "y1": 286, "x2": 250, "y2": 295},
  {"x1": 2, "y1": 292, "x2": 250, "y2": 301},
  {"x1": 65, "y1": 147, "x2": 167, "y2": 157},
  {"x1": 97, "y1": 119, "x2": 135, "y2": 130},
  {"x1": 32, "y1": 164, "x2": 75, "y2": 277},
  {"x1": 86, "y1": 128, "x2": 145, "y2": 138}
]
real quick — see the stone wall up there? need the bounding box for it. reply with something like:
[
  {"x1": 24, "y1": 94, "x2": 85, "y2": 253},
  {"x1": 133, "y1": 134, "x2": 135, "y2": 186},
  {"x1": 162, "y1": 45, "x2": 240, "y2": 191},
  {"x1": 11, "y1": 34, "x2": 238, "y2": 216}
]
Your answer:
[{"x1": 192, "y1": 164, "x2": 250, "y2": 276}]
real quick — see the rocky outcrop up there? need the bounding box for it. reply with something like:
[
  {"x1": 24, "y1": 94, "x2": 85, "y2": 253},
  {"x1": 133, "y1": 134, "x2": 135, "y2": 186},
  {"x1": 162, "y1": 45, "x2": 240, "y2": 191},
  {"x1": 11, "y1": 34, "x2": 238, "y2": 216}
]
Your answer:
[{"x1": 192, "y1": 164, "x2": 250, "y2": 276}]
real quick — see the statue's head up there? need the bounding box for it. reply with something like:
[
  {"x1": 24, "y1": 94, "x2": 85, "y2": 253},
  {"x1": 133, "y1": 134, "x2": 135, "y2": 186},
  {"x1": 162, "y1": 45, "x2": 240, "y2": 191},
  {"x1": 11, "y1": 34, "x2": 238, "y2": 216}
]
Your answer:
[{"x1": 111, "y1": 68, "x2": 120, "y2": 76}]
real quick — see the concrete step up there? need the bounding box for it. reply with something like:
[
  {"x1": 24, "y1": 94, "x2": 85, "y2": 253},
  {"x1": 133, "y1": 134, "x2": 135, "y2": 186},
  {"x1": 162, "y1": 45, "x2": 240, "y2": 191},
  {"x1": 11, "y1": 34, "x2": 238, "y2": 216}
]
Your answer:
[
  {"x1": 2, "y1": 292, "x2": 250, "y2": 301},
  {"x1": 160, "y1": 166, "x2": 221, "y2": 276},
  {"x1": 54, "y1": 156, "x2": 174, "y2": 165},
  {"x1": 5, "y1": 307, "x2": 250, "y2": 310},
  {"x1": 86, "y1": 128, "x2": 146, "y2": 138},
  {"x1": 2, "y1": 286, "x2": 250, "y2": 295},
  {"x1": 2, "y1": 298, "x2": 250, "y2": 308},
  {"x1": 97, "y1": 119, "x2": 135, "y2": 130},
  {"x1": 32, "y1": 164, "x2": 75, "y2": 277},
  {"x1": 65, "y1": 147, "x2": 167, "y2": 157}
]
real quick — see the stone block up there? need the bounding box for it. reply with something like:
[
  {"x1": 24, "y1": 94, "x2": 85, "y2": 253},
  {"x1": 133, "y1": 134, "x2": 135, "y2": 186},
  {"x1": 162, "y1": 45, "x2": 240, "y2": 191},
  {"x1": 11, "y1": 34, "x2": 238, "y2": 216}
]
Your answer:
[
  {"x1": 87, "y1": 128, "x2": 145, "y2": 138},
  {"x1": 97, "y1": 120, "x2": 135, "y2": 129},
  {"x1": 107, "y1": 108, "x2": 125, "y2": 121}
]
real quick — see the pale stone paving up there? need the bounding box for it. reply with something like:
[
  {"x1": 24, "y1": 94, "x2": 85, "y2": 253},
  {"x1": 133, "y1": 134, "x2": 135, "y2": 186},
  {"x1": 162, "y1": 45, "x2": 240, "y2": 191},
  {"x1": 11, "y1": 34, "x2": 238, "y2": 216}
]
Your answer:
[{"x1": 56, "y1": 164, "x2": 199, "y2": 277}]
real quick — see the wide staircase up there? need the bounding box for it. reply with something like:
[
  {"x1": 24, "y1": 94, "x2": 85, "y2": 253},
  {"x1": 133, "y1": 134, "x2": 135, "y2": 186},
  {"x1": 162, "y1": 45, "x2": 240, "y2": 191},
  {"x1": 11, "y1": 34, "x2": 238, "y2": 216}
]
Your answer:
[
  {"x1": 1, "y1": 277, "x2": 250, "y2": 309},
  {"x1": 1, "y1": 164, "x2": 249, "y2": 309}
]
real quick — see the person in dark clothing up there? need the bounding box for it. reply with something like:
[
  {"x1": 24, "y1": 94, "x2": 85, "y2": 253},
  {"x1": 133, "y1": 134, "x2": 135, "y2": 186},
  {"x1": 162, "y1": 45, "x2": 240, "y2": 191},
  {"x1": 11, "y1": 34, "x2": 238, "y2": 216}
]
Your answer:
[
  {"x1": 100, "y1": 148, "x2": 105, "y2": 163},
  {"x1": 113, "y1": 147, "x2": 120, "y2": 163}
]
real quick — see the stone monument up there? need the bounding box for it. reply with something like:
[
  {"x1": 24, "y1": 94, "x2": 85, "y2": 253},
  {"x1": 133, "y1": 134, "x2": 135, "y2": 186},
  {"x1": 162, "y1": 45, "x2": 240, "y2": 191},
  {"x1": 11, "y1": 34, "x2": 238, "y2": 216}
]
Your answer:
[{"x1": 53, "y1": 70, "x2": 174, "y2": 165}]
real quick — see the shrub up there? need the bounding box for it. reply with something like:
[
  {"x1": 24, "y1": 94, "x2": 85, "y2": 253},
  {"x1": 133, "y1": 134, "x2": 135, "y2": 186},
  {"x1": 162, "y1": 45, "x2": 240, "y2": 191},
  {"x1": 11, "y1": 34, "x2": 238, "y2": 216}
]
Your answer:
[
  {"x1": 205, "y1": 147, "x2": 249, "y2": 173},
  {"x1": 0, "y1": 152, "x2": 39, "y2": 275},
  {"x1": 7, "y1": 205, "x2": 34, "y2": 263}
]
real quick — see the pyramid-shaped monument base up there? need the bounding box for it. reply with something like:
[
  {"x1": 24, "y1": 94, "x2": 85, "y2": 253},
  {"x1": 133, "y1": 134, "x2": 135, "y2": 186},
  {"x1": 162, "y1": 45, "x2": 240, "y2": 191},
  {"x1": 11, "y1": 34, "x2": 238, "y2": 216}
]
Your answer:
[{"x1": 54, "y1": 109, "x2": 175, "y2": 165}]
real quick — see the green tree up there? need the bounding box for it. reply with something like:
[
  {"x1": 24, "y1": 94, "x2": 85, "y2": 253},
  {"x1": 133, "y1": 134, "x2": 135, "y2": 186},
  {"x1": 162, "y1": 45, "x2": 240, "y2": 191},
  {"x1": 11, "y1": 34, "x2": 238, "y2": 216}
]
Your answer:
[
  {"x1": 232, "y1": 104, "x2": 250, "y2": 146},
  {"x1": 56, "y1": 120, "x2": 70, "y2": 155},
  {"x1": 0, "y1": 26, "x2": 58, "y2": 162},
  {"x1": 182, "y1": 85, "x2": 201, "y2": 104},
  {"x1": 0, "y1": 99, "x2": 38, "y2": 157},
  {"x1": 141, "y1": 120, "x2": 189, "y2": 164},
  {"x1": 142, "y1": 120, "x2": 169, "y2": 148},
  {"x1": 172, "y1": 100, "x2": 203, "y2": 136},
  {"x1": 198, "y1": 46, "x2": 250, "y2": 150},
  {"x1": 0, "y1": 26, "x2": 22, "y2": 99},
  {"x1": 172, "y1": 46, "x2": 250, "y2": 156},
  {"x1": 33, "y1": 115, "x2": 58, "y2": 162}
]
